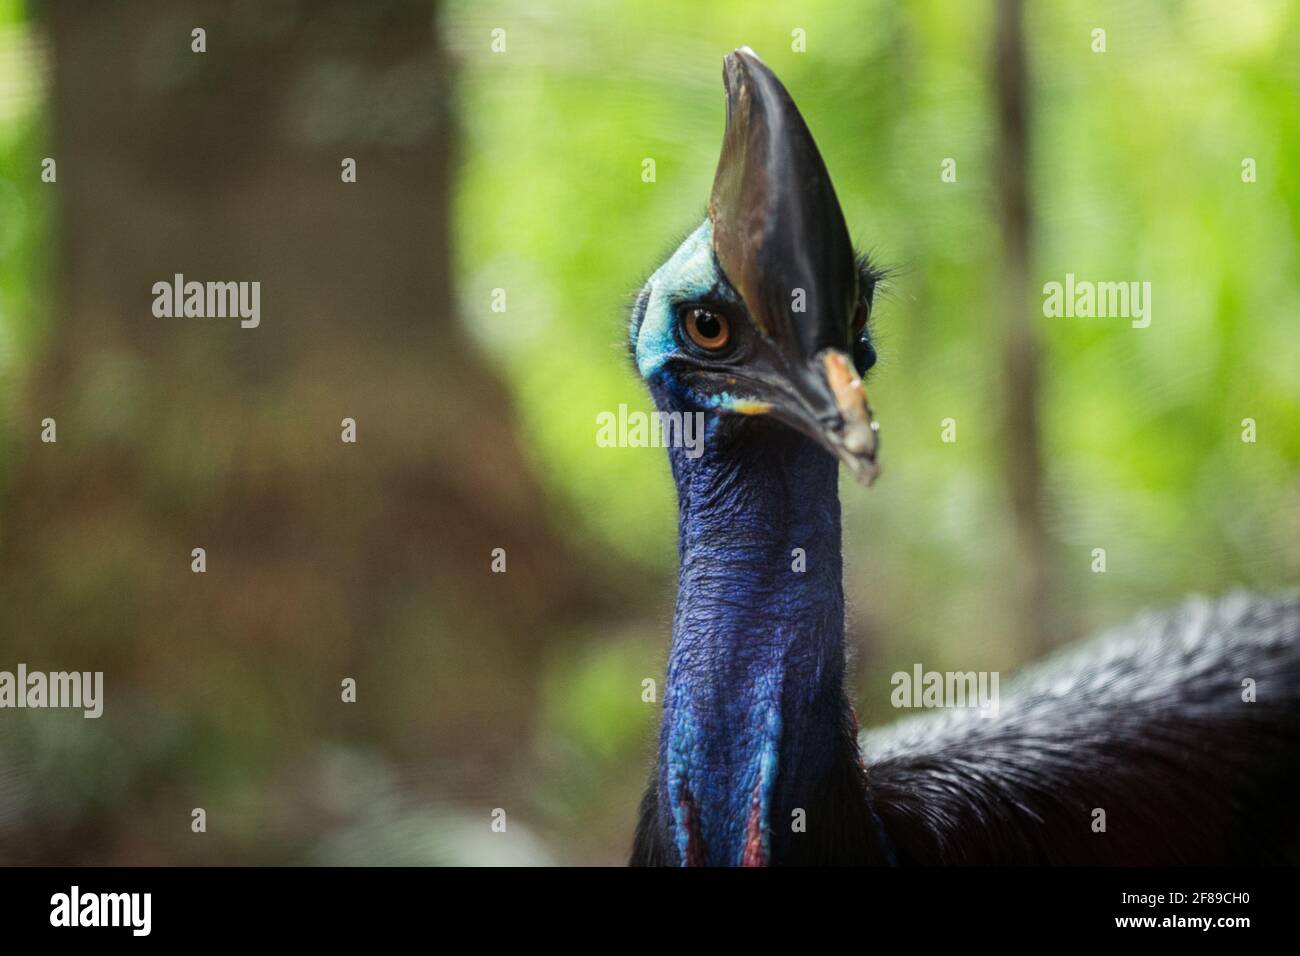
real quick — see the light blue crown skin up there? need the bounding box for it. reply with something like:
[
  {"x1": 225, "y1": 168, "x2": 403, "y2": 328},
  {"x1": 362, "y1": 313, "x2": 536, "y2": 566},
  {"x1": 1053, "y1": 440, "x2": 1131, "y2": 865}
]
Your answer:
[{"x1": 633, "y1": 220, "x2": 717, "y2": 379}]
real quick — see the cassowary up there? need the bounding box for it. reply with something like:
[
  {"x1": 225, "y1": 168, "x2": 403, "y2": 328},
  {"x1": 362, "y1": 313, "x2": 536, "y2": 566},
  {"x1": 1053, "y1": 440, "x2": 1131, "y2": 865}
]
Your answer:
[{"x1": 627, "y1": 48, "x2": 1300, "y2": 866}]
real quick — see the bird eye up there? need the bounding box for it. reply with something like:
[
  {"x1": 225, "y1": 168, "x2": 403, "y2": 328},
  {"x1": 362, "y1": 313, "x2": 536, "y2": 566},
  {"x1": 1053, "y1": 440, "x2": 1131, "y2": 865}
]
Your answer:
[
  {"x1": 681, "y1": 307, "x2": 731, "y2": 352},
  {"x1": 852, "y1": 303, "x2": 876, "y2": 373},
  {"x1": 852, "y1": 302, "x2": 869, "y2": 336}
]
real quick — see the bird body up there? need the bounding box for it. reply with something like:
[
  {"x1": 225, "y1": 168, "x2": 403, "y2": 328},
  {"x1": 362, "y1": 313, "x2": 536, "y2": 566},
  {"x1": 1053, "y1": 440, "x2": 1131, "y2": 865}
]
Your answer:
[
  {"x1": 863, "y1": 592, "x2": 1300, "y2": 864},
  {"x1": 628, "y1": 48, "x2": 1300, "y2": 866}
]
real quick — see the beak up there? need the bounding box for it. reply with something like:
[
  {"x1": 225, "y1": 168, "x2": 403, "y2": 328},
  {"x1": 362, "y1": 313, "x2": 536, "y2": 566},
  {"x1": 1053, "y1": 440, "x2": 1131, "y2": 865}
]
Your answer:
[
  {"x1": 705, "y1": 48, "x2": 879, "y2": 486},
  {"x1": 753, "y1": 349, "x2": 879, "y2": 487}
]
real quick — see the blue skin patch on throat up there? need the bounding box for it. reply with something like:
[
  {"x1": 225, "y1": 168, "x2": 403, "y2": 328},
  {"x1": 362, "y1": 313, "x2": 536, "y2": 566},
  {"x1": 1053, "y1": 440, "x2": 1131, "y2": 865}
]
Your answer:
[
  {"x1": 664, "y1": 658, "x2": 785, "y2": 865},
  {"x1": 652, "y1": 426, "x2": 850, "y2": 866}
]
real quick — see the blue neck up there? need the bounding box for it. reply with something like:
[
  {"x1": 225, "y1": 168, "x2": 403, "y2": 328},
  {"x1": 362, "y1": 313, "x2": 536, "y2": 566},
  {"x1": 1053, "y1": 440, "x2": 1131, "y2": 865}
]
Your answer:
[{"x1": 653, "y1": 411, "x2": 854, "y2": 865}]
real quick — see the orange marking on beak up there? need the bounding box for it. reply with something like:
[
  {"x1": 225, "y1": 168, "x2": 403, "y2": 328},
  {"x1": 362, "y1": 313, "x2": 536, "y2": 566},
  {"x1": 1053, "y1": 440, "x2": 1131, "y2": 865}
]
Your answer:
[
  {"x1": 822, "y1": 351, "x2": 880, "y2": 482},
  {"x1": 823, "y1": 351, "x2": 871, "y2": 427}
]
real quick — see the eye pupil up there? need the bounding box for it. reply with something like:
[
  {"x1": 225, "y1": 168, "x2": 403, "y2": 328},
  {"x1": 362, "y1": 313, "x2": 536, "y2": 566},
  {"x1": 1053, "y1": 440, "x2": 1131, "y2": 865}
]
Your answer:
[{"x1": 683, "y1": 307, "x2": 730, "y2": 351}]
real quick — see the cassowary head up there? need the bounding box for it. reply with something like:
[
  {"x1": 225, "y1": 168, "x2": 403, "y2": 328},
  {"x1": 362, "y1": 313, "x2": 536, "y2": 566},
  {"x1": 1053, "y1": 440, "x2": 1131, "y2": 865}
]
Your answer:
[{"x1": 630, "y1": 47, "x2": 882, "y2": 484}]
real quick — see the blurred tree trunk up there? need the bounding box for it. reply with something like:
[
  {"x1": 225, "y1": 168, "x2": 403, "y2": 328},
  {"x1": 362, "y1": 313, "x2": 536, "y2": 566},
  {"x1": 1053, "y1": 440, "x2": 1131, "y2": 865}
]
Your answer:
[
  {"x1": 0, "y1": 0, "x2": 607, "y2": 862},
  {"x1": 992, "y1": 0, "x2": 1057, "y2": 655}
]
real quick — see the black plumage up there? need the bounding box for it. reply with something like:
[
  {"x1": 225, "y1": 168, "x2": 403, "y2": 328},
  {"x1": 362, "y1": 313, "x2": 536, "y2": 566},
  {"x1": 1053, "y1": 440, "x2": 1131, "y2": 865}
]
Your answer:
[{"x1": 864, "y1": 593, "x2": 1300, "y2": 864}]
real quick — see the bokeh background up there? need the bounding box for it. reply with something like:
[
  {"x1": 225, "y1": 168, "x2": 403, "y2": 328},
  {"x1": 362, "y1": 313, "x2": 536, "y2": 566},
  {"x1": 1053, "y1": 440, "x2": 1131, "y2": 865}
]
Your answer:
[{"x1": 0, "y1": 0, "x2": 1296, "y2": 864}]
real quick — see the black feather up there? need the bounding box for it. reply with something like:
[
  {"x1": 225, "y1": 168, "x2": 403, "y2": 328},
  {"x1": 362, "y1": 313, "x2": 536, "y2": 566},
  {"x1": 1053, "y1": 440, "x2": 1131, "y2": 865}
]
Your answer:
[{"x1": 862, "y1": 592, "x2": 1300, "y2": 864}]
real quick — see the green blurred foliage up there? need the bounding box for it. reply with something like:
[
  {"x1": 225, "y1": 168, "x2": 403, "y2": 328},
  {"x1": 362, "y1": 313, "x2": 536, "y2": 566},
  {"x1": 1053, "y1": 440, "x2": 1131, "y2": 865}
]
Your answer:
[{"x1": 0, "y1": 15, "x2": 50, "y2": 408}]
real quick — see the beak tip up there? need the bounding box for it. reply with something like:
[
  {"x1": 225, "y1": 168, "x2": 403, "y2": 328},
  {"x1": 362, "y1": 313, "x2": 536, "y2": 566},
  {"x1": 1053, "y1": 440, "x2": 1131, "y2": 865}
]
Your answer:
[
  {"x1": 846, "y1": 454, "x2": 881, "y2": 488},
  {"x1": 840, "y1": 438, "x2": 880, "y2": 489}
]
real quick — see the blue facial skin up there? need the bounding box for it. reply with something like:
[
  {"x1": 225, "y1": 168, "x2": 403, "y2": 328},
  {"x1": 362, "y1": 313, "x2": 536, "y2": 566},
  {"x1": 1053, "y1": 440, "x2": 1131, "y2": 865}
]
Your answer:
[
  {"x1": 632, "y1": 221, "x2": 853, "y2": 865},
  {"x1": 631, "y1": 222, "x2": 736, "y2": 394}
]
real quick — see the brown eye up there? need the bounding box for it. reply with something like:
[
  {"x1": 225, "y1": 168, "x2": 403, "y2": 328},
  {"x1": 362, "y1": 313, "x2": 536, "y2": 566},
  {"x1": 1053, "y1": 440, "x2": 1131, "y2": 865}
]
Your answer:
[{"x1": 682, "y1": 307, "x2": 730, "y2": 351}]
